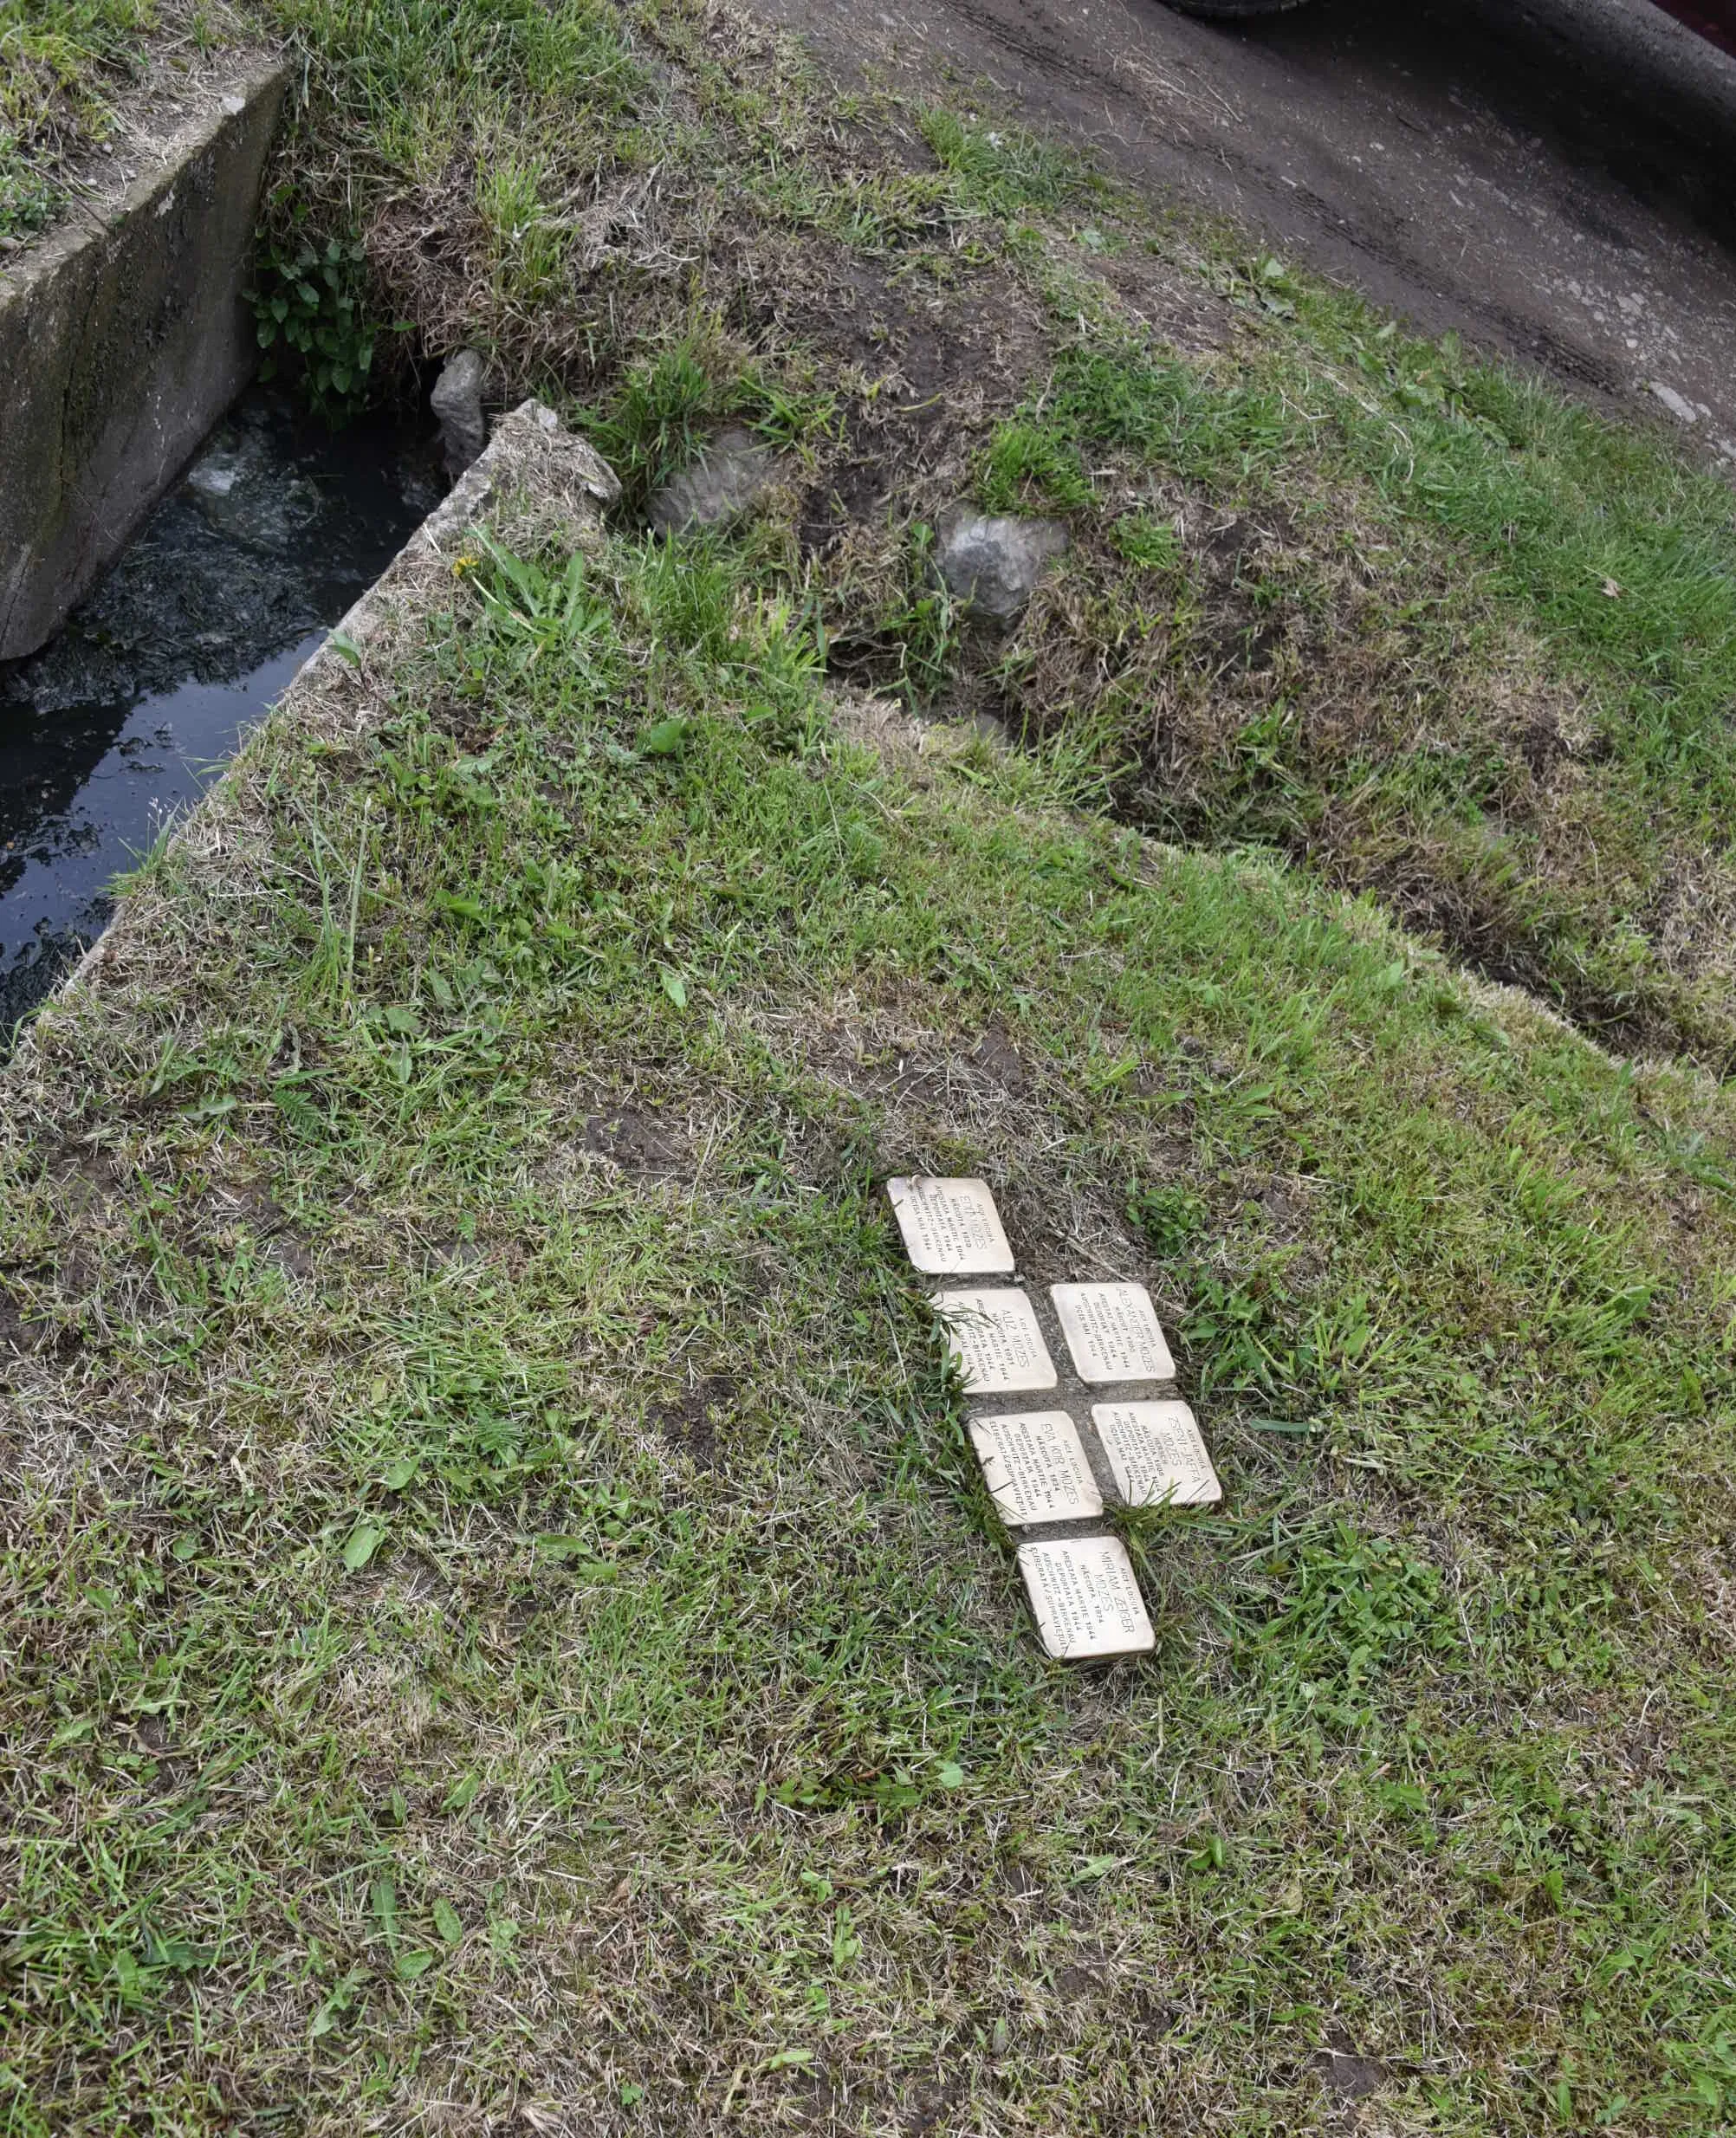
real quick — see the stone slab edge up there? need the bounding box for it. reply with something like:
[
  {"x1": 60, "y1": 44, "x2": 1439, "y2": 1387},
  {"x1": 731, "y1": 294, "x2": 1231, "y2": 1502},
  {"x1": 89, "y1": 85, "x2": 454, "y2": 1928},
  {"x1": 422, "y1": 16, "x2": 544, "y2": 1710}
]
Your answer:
[{"x1": 0, "y1": 54, "x2": 289, "y2": 661}]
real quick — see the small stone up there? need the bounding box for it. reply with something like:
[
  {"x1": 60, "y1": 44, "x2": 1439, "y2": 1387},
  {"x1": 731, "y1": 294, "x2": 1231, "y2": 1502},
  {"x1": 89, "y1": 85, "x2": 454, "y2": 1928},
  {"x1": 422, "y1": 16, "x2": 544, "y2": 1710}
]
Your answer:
[
  {"x1": 431, "y1": 348, "x2": 489, "y2": 481},
  {"x1": 935, "y1": 1289, "x2": 1056, "y2": 1395},
  {"x1": 1050, "y1": 1282, "x2": 1175, "y2": 1385},
  {"x1": 1649, "y1": 380, "x2": 1698, "y2": 425},
  {"x1": 969, "y1": 1410, "x2": 1102, "y2": 1526},
  {"x1": 887, "y1": 1176, "x2": 1014, "y2": 1275},
  {"x1": 1017, "y1": 1535, "x2": 1155, "y2": 1660},
  {"x1": 185, "y1": 451, "x2": 240, "y2": 499},
  {"x1": 647, "y1": 426, "x2": 779, "y2": 534},
  {"x1": 936, "y1": 506, "x2": 1069, "y2": 623},
  {"x1": 1092, "y1": 1400, "x2": 1221, "y2": 1508}
]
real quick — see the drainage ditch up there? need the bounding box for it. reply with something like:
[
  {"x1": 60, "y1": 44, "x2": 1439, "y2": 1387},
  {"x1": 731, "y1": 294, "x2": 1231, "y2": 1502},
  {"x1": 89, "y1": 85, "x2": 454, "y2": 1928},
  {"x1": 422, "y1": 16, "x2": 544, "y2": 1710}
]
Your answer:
[{"x1": 0, "y1": 386, "x2": 440, "y2": 1041}]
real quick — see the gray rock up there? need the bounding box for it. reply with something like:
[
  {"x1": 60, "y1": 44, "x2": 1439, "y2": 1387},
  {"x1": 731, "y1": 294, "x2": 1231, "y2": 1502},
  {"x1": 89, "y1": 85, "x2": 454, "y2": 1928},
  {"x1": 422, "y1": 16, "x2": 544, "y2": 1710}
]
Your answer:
[
  {"x1": 431, "y1": 348, "x2": 489, "y2": 481},
  {"x1": 648, "y1": 426, "x2": 779, "y2": 534},
  {"x1": 936, "y1": 507, "x2": 1070, "y2": 624}
]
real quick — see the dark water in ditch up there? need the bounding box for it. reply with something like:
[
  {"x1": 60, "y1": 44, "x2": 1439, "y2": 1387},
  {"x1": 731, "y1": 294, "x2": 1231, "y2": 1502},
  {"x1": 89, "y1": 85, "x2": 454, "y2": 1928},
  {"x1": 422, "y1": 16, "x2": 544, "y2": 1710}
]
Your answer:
[{"x1": 0, "y1": 388, "x2": 442, "y2": 1040}]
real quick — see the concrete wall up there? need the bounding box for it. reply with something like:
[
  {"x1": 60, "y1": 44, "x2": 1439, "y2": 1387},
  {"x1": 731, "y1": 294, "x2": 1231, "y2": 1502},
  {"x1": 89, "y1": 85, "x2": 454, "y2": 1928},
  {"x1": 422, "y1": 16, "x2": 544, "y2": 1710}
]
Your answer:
[{"x1": 0, "y1": 58, "x2": 288, "y2": 662}]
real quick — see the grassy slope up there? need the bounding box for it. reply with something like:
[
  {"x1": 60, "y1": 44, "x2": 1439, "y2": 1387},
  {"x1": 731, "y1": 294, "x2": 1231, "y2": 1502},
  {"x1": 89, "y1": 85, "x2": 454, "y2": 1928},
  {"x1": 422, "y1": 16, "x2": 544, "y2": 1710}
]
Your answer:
[
  {"x1": 7, "y1": 3, "x2": 1736, "y2": 2129},
  {"x1": 4, "y1": 509, "x2": 1736, "y2": 2133},
  {"x1": 9, "y1": 0, "x2": 1736, "y2": 1057},
  {"x1": 963, "y1": 261, "x2": 1736, "y2": 1062},
  {"x1": 287, "y1": 0, "x2": 1736, "y2": 1064}
]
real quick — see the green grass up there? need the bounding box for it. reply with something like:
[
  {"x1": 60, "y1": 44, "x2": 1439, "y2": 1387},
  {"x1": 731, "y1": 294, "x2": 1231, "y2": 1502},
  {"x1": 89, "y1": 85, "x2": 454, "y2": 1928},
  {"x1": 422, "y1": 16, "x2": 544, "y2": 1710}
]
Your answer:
[
  {"x1": 273, "y1": 0, "x2": 641, "y2": 178},
  {"x1": 14, "y1": 0, "x2": 1736, "y2": 1062},
  {"x1": 918, "y1": 103, "x2": 1106, "y2": 221},
  {"x1": 0, "y1": 133, "x2": 60, "y2": 240},
  {"x1": 578, "y1": 333, "x2": 837, "y2": 514},
  {"x1": 9, "y1": 16, "x2": 1736, "y2": 2122},
  {"x1": 961, "y1": 282, "x2": 1736, "y2": 1058},
  {"x1": 5, "y1": 480, "x2": 1736, "y2": 2130},
  {"x1": 0, "y1": 0, "x2": 154, "y2": 236},
  {"x1": 0, "y1": 0, "x2": 154, "y2": 133}
]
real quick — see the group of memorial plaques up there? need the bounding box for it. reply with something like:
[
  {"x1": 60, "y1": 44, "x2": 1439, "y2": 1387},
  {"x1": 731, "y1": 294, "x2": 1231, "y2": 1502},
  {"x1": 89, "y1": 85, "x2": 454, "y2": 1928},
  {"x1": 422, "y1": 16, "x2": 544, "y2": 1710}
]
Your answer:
[{"x1": 887, "y1": 1175, "x2": 1221, "y2": 1663}]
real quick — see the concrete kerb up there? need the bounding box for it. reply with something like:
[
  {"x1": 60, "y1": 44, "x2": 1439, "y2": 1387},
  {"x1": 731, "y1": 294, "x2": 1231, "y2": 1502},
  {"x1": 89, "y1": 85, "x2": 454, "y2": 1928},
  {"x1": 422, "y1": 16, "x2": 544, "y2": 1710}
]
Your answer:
[{"x1": 0, "y1": 55, "x2": 288, "y2": 661}]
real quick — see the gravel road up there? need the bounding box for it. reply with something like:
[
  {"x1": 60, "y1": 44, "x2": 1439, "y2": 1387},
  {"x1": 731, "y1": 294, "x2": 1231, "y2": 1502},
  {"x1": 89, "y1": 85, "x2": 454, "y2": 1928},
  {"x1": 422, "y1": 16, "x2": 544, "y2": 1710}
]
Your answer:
[{"x1": 761, "y1": 0, "x2": 1736, "y2": 456}]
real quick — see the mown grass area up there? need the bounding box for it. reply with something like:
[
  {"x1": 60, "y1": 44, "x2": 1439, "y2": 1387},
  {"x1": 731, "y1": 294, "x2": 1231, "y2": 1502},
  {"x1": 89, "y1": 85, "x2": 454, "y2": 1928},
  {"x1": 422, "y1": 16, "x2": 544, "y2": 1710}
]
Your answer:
[
  {"x1": 9, "y1": 7, "x2": 1736, "y2": 2126},
  {"x1": 5, "y1": 450, "x2": 1736, "y2": 2131}
]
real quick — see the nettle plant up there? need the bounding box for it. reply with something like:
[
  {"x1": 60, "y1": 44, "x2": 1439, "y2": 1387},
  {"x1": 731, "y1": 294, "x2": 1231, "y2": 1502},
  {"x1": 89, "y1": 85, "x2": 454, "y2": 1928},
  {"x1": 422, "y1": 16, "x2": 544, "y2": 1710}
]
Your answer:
[{"x1": 249, "y1": 230, "x2": 382, "y2": 424}]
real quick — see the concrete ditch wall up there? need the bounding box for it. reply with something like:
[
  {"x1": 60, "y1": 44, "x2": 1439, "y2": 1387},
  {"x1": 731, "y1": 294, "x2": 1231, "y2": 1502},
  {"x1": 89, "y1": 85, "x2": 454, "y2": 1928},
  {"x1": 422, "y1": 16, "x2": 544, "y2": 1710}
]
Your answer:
[
  {"x1": 0, "y1": 56, "x2": 288, "y2": 662},
  {"x1": 39, "y1": 404, "x2": 619, "y2": 1033}
]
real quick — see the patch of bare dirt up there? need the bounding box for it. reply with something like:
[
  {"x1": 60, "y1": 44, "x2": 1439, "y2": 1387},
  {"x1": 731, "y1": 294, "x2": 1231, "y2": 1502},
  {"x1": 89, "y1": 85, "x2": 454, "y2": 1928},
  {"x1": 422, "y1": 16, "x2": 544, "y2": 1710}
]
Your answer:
[
  {"x1": 651, "y1": 1373, "x2": 739, "y2": 1468},
  {"x1": 1312, "y1": 2034, "x2": 1387, "y2": 2103},
  {"x1": 581, "y1": 1101, "x2": 687, "y2": 1175},
  {"x1": 966, "y1": 1020, "x2": 1031, "y2": 1098},
  {"x1": 0, "y1": 1285, "x2": 35, "y2": 1357},
  {"x1": 1308, "y1": 2025, "x2": 1391, "y2": 2130},
  {"x1": 790, "y1": 994, "x2": 1192, "y2": 1299}
]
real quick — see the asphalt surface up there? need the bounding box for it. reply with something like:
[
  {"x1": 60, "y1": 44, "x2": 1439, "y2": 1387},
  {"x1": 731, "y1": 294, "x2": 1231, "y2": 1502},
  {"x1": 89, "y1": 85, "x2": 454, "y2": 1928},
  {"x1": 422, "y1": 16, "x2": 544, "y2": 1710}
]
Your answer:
[{"x1": 766, "y1": 0, "x2": 1736, "y2": 455}]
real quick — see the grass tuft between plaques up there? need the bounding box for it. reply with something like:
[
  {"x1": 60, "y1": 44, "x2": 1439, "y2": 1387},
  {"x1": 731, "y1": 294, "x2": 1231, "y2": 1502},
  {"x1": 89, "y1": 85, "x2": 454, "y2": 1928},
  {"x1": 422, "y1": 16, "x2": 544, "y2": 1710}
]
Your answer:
[{"x1": 3, "y1": 521, "x2": 1736, "y2": 2134}]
